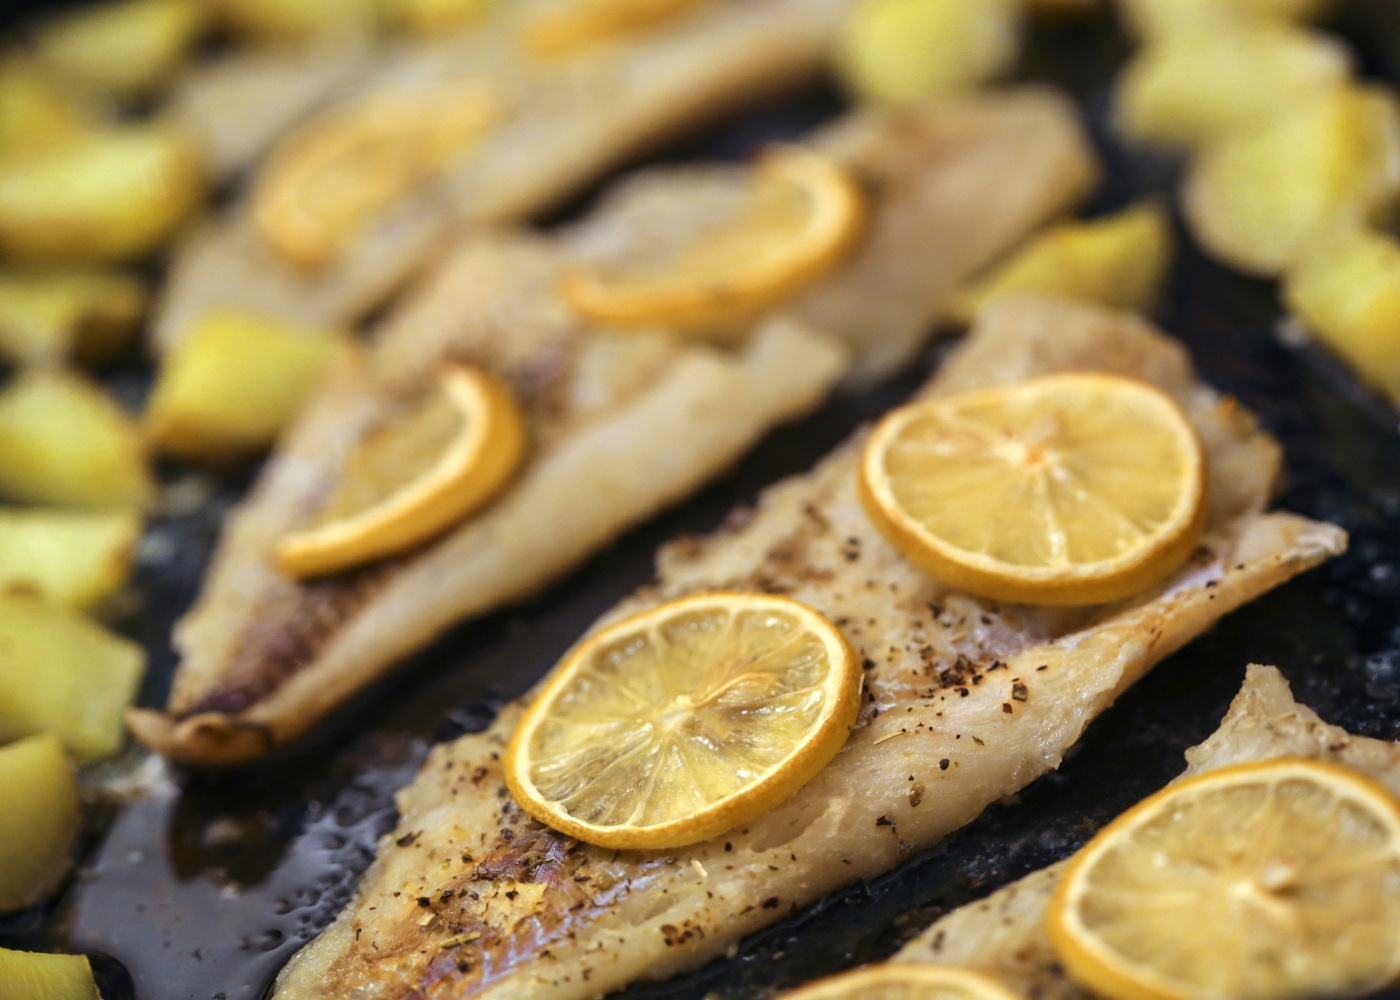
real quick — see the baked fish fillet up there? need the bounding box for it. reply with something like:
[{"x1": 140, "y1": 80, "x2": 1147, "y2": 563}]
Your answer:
[
  {"x1": 152, "y1": 0, "x2": 858, "y2": 353},
  {"x1": 269, "y1": 296, "x2": 1346, "y2": 1000},
  {"x1": 129, "y1": 92, "x2": 1095, "y2": 765},
  {"x1": 892, "y1": 664, "x2": 1400, "y2": 1000}
]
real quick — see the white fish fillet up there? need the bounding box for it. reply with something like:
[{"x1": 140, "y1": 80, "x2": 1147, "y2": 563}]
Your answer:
[
  {"x1": 892, "y1": 664, "x2": 1400, "y2": 1000},
  {"x1": 151, "y1": 0, "x2": 858, "y2": 353},
  {"x1": 129, "y1": 93, "x2": 1095, "y2": 764},
  {"x1": 269, "y1": 296, "x2": 1345, "y2": 1000}
]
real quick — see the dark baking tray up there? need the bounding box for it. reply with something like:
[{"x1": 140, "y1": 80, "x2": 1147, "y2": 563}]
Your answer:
[{"x1": 3, "y1": 3, "x2": 1400, "y2": 998}]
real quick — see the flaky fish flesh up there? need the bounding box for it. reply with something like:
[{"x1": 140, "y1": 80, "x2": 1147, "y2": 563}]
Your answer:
[
  {"x1": 153, "y1": 0, "x2": 859, "y2": 353},
  {"x1": 892, "y1": 664, "x2": 1400, "y2": 1000},
  {"x1": 130, "y1": 92, "x2": 1094, "y2": 764},
  {"x1": 268, "y1": 296, "x2": 1345, "y2": 1000}
]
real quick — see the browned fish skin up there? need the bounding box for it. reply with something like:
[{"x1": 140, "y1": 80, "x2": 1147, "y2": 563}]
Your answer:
[
  {"x1": 890, "y1": 664, "x2": 1400, "y2": 1000},
  {"x1": 270, "y1": 297, "x2": 1345, "y2": 1000},
  {"x1": 130, "y1": 93, "x2": 1096, "y2": 765}
]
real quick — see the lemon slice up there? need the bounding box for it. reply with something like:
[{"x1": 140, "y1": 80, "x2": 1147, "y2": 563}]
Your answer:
[
  {"x1": 777, "y1": 965, "x2": 1023, "y2": 1000},
  {"x1": 505, "y1": 592, "x2": 861, "y2": 849},
  {"x1": 561, "y1": 146, "x2": 865, "y2": 337},
  {"x1": 521, "y1": 0, "x2": 705, "y2": 57},
  {"x1": 276, "y1": 365, "x2": 526, "y2": 578},
  {"x1": 1047, "y1": 758, "x2": 1400, "y2": 1000},
  {"x1": 858, "y1": 372, "x2": 1205, "y2": 606},
  {"x1": 252, "y1": 84, "x2": 498, "y2": 270}
]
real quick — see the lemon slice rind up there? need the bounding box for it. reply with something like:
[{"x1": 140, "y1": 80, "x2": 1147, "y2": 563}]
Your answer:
[
  {"x1": 777, "y1": 964, "x2": 1025, "y2": 1000},
  {"x1": 506, "y1": 591, "x2": 861, "y2": 850},
  {"x1": 859, "y1": 372, "x2": 1206, "y2": 607},
  {"x1": 560, "y1": 146, "x2": 865, "y2": 332},
  {"x1": 1047, "y1": 757, "x2": 1400, "y2": 1000},
  {"x1": 276, "y1": 365, "x2": 526, "y2": 578}
]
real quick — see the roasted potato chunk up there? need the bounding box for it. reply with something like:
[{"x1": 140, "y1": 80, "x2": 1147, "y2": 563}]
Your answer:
[
  {"x1": 1184, "y1": 85, "x2": 1400, "y2": 276},
  {"x1": 32, "y1": 0, "x2": 206, "y2": 101},
  {"x1": 0, "y1": 125, "x2": 205, "y2": 265},
  {"x1": 951, "y1": 203, "x2": 1173, "y2": 324},
  {"x1": 214, "y1": 0, "x2": 379, "y2": 43},
  {"x1": 146, "y1": 310, "x2": 352, "y2": 461},
  {"x1": 0, "y1": 735, "x2": 80, "y2": 914},
  {"x1": 1284, "y1": 226, "x2": 1400, "y2": 405},
  {"x1": 0, "y1": 508, "x2": 140, "y2": 611},
  {"x1": 0, "y1": 269, "x2": 145, "y2": 366},
  {"x1": 0, "y1": 55, "x2": 104, "y2": 162},
  {"x1": 0, "y1": 371, "x2": 154, "y2": 509},
  {"x1": 837, "y1": 0, "x2": 1020, "y2": 106},
  {"x1": 1114, "y1": 20, "x2": 1349, "y2": 149},
  {"x1": 0, "y1": 592, "x2": 144, "y2": 761},
  {"x1": 387, "y1": 0, "x2": 493, "y2": 34},
  {"x1": 1121, "y1": 0, "x2": 1335, "y2": 37},
  {"x1": 0, "y1": 949, "x2": 99, "y2": 1000}
]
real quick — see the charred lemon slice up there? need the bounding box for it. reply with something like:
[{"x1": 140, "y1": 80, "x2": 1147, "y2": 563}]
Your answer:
[
  {"x1": 561, "y1": 146, "x2": 864, "y2": 337},
  {"x1": 778, "y1": 965, "x2": 1023, "y2": 1000},
  {"x1": 521, "y1": 0, "x2": 705, "y2": 57},
  {"x1": 276, "y1": 365, "x2": 525, "y2": 578},
  {"x1": 859, "y1": 372, "x2": 1205, "y2": 606},
  {"x1": 1048, "y1": 758, "x2": 1400, "y2": 1000},
  {"x1": 506, "y1": 592, "x2": 861, "y2": 849},
  {"x1": 252, "y1": 84, "x2": 498, "y2": 270}
]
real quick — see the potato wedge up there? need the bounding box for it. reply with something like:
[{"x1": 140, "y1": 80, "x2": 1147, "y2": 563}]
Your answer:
[
  {"x1": 1121, "y1": 0, "x2": 1335, "y2": 37},
  {"x1": 0, "y1": 508, "x2": 140, "y2": 611},
  {"x1": 0, "y1": 269, "x2": 146, "y2": 366},
  {"x1": 32, "y1": 0, "x2": 206, "y2": 101},
  {"x1": 0, "y1": 735, "x2": 80, "y2": 914},
  {"x1": 387, "y1": 0, "x2": 493, "y2": 35},
  {"x1": 1284, "y1": 226, "x2": 1400, "y2": 405},
  {"x1": 0, "y1": 125, "x2": 205, "y2": 265},
  {"x1": 0, "y1": 55, "x2": 104, "y2": 162},
  {"x1": 0, "y1": 592, "x2": 144, "y2": 761},
  {"x1": 214, "y1": 0, "x2": 379, "y2": 43},
  {"x1": 146, "y1": 310, "x2": 352, "y2": 461},
  {"x1": 0, "y1": 371, "x2": 154, "y2": 509},
  {"x1": 951, "y1": 202, "x2": 1173, "y2": 324},
  {"x1": 0, "y1": 949, "x2": 99, "y2": 1000},
  {"x1": 836, "y1": 0, "x2": 1020, "y2": 106},
  {"x1": 1114, "y1": 20, "x2": 1349, "y2": 149},
  {"x1": 1184, "y1": 85, "x2": 1400, "y2": 276}
]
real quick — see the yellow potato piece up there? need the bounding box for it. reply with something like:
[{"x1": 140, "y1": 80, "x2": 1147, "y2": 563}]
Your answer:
[
  {"x1": 0, "y1": 592, "x2": 144, "y2": 761},
  {"x1": 0, "y1": 735, "x2": 80, "y2": 914},
  {"x1": 32, "y1": 0, "x2": 207, "y2": 101},
  {"x1": 0, "y1": 125, "x2": 205, "y2": 265},
  {"x1": 520, "y1": 0, "x2": 705, "y2": 57},
  {"x1": 836, "y1": 0, "x2": 1020, "y2": 106},
  {"x1": 1284, "y1": 226, "x2": 1400, "y2": 406},
  {"x1": 0, "y1": 269, "x2": 146, "y2": 367},
  {"x1": 214, "y1": 0, "x2": 379, "y2": 43},
  {"x1": 0, "y1": 371, "x2": 154, "y2": 509},
  {"x1": 1121, "y1": 0, "x2": 1335, "y2": 37},
  {"x1": 0, "y1": 56, "x2": 104, "y2": 163},
  {"x1": 1184, "y1": 85, "x2": 1400, "y2": 277},
  {"x1": 951, "y1": 203, "x2": 1173, "y2": 324},
  {"x1": 146, "y1": 310, "x2": 352, "y2": 461},
  {"x1": 388, "y1": 0, "x2": 493, "y2": 34},
  {"x1": 0, "y1": 949, "x2": 99, "y2": 1000},
  {"x1": 0, "y1": 508, "x2": 140, "y2": 611},
  {"x1": 1114, "y1": 20, "x2": 1350, "y2": 149}
]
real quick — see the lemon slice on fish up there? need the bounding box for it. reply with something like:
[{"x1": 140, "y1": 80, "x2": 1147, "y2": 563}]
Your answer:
[
  {"x1": 252, "y1": 83, "x2": 498, "y2": 270},
  {"x1": 1047, "y1": 758, "x2": 1400, "y2": 1000},
  {"x1": 859, "y1": 372, "x2": 1205, "y2": 606},
  {"x1": 561, "y1": 146, "x2": 865, "y2": 337},
  {"x1": 276, "y1": 365, "x2": 526, "y2": 578},
  {"x1": 521, "y1": 0, "x2": 706, "y2": 57},
  {"x1": 505, "y1": 592, "x2": 861, "y2": 849},
  {"x1": 777, "y1": 965, "x2": 1024, "y2": 1000}
]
